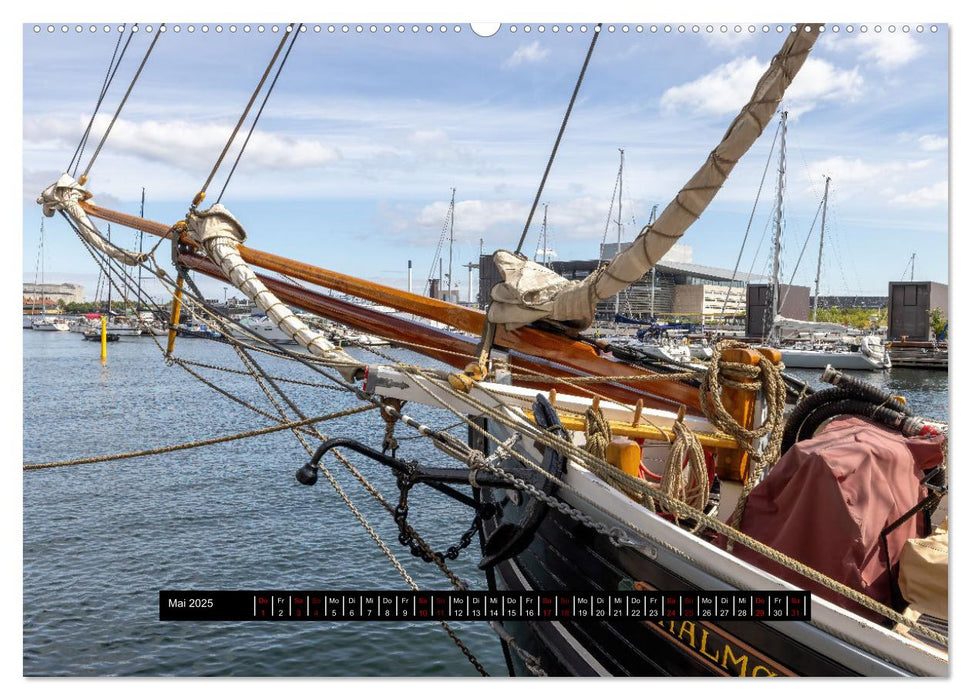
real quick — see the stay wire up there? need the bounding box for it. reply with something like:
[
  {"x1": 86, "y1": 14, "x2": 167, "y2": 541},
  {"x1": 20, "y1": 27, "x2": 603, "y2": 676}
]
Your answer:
[
  {"x1": 68, "y1": 24, "x2": 133, "y2": 176},
  {"x1": 514, "y1": 23, "x2": 602, "y2": 255},
  {"x1": 79, "y1": 25, "x2": 164, "y2": 185},
  {"x1": 719, "y1": 115, "x2": 781, "y2": 317},
  {"x1": 216, "y1": 23, "x2": 304, "y2": 203},
  {"x1": 194, "y1": 23, "x2": 295, "y2": 208}
]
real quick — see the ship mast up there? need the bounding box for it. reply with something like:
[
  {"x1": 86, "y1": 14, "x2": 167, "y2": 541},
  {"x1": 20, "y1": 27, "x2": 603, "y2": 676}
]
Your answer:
[
  {"x1": 812, "y1": 175, "x2": 830, "y2": 322},
  {"x1": 770, "y1": 111, "x2": 788, "y2": 337}
]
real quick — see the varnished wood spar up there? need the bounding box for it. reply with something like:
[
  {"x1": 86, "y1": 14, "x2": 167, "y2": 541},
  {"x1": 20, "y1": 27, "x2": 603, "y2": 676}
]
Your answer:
[
  {"x1": 80, "y1": 201, "x2": 702, "y2": 411},
  {"x1": 178, "y1": 254, "x2": 692, "y2": 411}
]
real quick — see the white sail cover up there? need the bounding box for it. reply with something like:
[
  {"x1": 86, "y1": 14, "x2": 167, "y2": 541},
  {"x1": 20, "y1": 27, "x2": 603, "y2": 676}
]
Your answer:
[
  {"x1": 37, "y1": 173, "x2": 148, "y2": 266},
  {"x1": 488, "y1": 25, "x2": 821, "y2": 330},
  {"x1": 185, "y1": 204, "x2": 363, "y2": 380},
  {"x1": 772, "y1": 314, "x2": 847, "y2": 334}
]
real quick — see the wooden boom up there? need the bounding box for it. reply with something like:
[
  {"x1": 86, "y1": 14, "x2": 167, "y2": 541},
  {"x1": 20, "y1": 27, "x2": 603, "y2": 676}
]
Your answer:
[{"x1": 80, "y1": 201, "x2": 703, "y2": 412}]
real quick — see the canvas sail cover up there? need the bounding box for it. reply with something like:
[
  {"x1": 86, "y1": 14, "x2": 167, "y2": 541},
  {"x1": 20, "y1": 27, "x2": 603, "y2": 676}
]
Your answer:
[
  {"x1": 37, "y1": 174, "x2": 148, "y2": 267},
  {"x1": 185, "y1": 204, "x2": 364, "y2": 380},
  {"x1": 488, "y1": 25, "x2": 821, "y2": 330}
]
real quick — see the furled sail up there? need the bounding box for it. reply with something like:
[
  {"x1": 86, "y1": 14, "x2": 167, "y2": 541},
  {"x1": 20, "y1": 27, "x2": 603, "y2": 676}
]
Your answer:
[
  {"x1": 184, "y1": 204, "x2": 364, "y2": 381},
  {"x1": 38, "y1": 173, "x2": 149, "y2": 266},
  {"x1": 488, "y1": 24, "x2": 821, "y2": 330}
]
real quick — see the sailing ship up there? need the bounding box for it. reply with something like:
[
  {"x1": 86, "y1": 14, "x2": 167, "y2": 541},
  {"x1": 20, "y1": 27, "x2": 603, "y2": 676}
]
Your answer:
[{"x1": 31, "y1": 23, "x2": 948, "y2": 678}]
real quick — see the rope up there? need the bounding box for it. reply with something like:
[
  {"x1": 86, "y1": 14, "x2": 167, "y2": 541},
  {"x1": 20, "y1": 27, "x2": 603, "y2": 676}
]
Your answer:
[
  {"x1": 654, "y1": 420, "x2": 709, "y2": 530},
  {"x1": 23, "y1": 407, "x2": 374, "y2": 470},
  {"x1": 68, "y1": 24, "x2": 134, "y2": 176},
  {"x1": 582, "y1": 405, "x2": 612, "y2": 460},
  {"x1": 514, "y1": 24, "x2": 602, "y2": 255},
  {"x1": 216, "y1": 23, "x2": 303, "y2": 203},
  {"x1": 698, "y1": 340, "x2": 787, "y2": 537},
  {"x1": 79, "y1": 26, "x2": 164, "y2": 184},
  {"x1": 193, "y1": 24, "x2": 294, "y2": 207},
  {"x1": 380, "y1": 398, "x2": 406, "y2": 454}
]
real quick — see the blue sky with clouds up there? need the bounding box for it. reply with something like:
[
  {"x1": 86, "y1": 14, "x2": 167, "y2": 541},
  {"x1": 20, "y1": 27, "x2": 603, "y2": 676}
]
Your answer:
[{"x1": 22, "y1": 21, "x2": 948, "y2": 302}]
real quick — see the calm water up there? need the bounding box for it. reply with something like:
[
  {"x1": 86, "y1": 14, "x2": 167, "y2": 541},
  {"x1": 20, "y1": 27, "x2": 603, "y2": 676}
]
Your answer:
[
  {"x1": 22, "y1": 331, "x2": 949, "y2": 676},
  {"x1": 23, "y1": 330, "x2": 506, "y2": 677}
]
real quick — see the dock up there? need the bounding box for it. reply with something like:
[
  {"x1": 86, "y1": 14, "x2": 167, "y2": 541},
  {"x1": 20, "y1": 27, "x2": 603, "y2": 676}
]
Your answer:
[{"x1": 888, "y1": 341, "x2": 948, "y2": 370}]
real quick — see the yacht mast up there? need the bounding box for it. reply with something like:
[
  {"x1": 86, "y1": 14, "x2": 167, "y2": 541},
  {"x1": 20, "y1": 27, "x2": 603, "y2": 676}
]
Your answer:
[
  {"x1": 447, "y1": 187, "x2": 455, "y2": 302},
  {"x1": 614, "y1": 148, "x2": 624, "y2": 316},
  {"x1": 137, "y1": 187, "x2": 145, "y2": 314},
  {"x1": 770, "y1": 111, "x2": 788, "y2": 334},
  {"x1": 812, "y1": 175, "x2": 830, "y2": 322},
  {"x1": 541, "y1": 203, "x2": 549, "y2": 264}
]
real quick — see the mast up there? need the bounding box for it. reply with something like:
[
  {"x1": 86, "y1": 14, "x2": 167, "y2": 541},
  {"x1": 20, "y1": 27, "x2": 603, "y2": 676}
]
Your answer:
[
  {"x1": 812, "y1": 175, "x2": 830, "y2": 322},
  {"x1": 648, "y1": 204, "x2": 658, "y2": 319},
  {"x1": 447, "y1": 187, "x2": 455, "y2": 303},
  {"x1": 137, "y1": 187, "x2": 145, "y2": 314},
  {"x1": 614, "y1": 148, "x2": 624, "y2": 316},
  {"x1": 34, "y1": 219, "x2": 44, "y2": 317},
  {"x1": 540, "y1": 203, "x2": 549, "y2": 264},
  {"x1": 106, "y1": 224, "x2": 112, "y2": 317},
  {"x1": 770, "y1": 111, "x2": 788, "y2": 334}
]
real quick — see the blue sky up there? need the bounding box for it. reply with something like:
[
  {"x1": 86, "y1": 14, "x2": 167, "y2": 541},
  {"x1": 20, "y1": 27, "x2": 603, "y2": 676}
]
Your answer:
[{"x1": 21, "y1": 20, "x2": 948, "y2": 303}]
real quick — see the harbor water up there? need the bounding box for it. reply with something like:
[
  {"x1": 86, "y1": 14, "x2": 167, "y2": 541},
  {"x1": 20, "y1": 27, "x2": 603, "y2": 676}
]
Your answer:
[
  {"x1": 23, "y1": 330, "x2": 507, "y2": 676},
  {"x1": 22, "y1": 330, "x2": 948, "y2": 676}
]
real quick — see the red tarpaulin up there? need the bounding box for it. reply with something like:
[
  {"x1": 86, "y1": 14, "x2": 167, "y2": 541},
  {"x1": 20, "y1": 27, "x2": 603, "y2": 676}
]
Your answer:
[{"x1": 731, "y1": 416, "x2": 945, "y2": 621}]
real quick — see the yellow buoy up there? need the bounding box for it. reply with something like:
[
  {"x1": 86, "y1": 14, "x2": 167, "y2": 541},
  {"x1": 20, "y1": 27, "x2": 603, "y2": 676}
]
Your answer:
[{"x1": 100, "y1": 314, "x2": 107, "y2": 364}]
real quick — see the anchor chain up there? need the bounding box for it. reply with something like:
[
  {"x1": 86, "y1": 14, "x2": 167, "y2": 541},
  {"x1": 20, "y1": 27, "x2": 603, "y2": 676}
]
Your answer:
[{"x1": 393, "y1": 472, "x2": 493, "y2": 562}]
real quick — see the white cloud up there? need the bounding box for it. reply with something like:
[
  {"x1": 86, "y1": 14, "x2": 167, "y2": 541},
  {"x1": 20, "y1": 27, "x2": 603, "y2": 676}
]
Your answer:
[
  {"x1": 23, "y1": 115, "x2": 341, "y2": 174},
  {"x1": 417, "y1": 199, "x2": 527, "y2": 237},
  {"x1": 821, "y1": 31, "x2": 925, "y2": 71},
  {"x1": 918, "y1": 134, "x2": 947, "y2": 151},
  {"x1": 807, "y1": 156, "x2": 930, "y2": 185},
  {"x1": 503, "y1": 41, "x2": 550, "y2": 69},
  {"x1": 660, "y1": 57, "x2": 862, "y2": 119},
  {"x1": 891, "y1": 181, "x2": 947, "y2": 208}
]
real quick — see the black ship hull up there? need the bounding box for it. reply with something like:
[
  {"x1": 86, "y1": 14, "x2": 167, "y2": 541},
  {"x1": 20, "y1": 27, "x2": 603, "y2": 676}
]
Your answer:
[{"x1": 472, "y1": 415, "x2": 925, "y2": 678}]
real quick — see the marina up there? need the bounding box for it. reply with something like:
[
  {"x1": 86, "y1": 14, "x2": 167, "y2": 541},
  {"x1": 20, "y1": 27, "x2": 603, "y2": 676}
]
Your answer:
[
  {"x1": 21, "y1": 329, "x2": 947, "y2": 676},
  {"x1": 22, "y1": 20, "x2": 949, "y2": 679}
]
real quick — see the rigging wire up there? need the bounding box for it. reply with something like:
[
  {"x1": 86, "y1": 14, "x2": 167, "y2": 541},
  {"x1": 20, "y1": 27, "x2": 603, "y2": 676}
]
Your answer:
[
  {"x1": 193, "y1": 23, "x2": 295, "y2": 209},
  {"x1": 778, "y1": 193, "x2": 825, "y2": 311},
  {"x1": 719, "y1": 115, "x2": 782, "y2": 317},
  {"x1": 216, "y1": 24, "x2": 304, "y2": 203},
  {"x1": 78, "y1": 25, "x2": 164, "y2": 186},
  {"x1": 423, "y1": 194, "x2": 455, "y2": 296},
  {"x1": 68, "y1": 24, "x2": 133, "y2": 177},
  {"x1": 598, "y1": 164, "x2": 622, "y2": 265},
  {"x1": 514, "y1": 24, "x2": 602, "y2": 256}
]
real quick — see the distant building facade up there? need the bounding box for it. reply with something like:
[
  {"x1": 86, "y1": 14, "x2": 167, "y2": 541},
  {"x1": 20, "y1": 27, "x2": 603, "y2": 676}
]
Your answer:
[
  {"x1": 23, "y1": 282, "x2": 84, "y2": 311},
  {"x1": 887, "y1": 281, "x2": 948, "y2": 341}
]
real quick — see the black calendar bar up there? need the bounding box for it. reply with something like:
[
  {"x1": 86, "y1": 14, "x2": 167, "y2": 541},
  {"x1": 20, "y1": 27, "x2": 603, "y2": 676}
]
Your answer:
[{"x1": 159, "y1": 590, "x2": 811, "y2": 622}]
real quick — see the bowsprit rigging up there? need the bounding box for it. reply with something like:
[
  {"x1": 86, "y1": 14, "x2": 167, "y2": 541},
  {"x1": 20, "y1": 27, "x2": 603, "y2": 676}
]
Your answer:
[{"x1": 27, "y1": 22, "x2": 948, "y2": 678}]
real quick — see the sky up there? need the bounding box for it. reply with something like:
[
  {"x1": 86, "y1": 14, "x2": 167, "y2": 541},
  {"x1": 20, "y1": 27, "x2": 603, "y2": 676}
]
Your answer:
[{"x1": 20, "y1": 17, "x2": 949, "y2": 304}]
